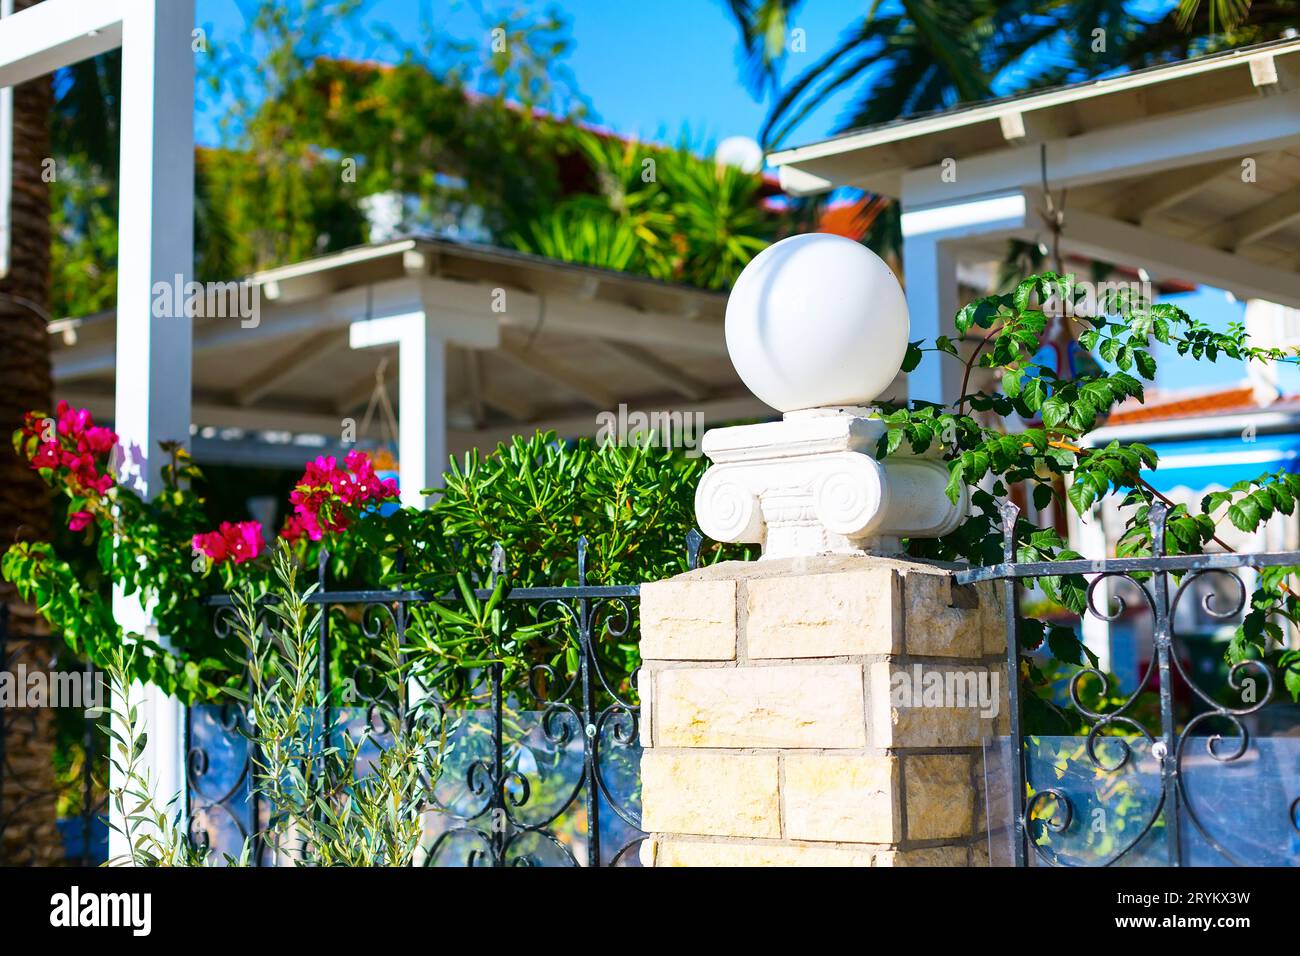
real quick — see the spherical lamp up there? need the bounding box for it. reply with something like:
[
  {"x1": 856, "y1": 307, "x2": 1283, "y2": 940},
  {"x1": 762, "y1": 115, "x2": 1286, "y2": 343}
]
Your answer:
[{"x1": 725, "y1": 233, "x2": 909, "y2": 413}]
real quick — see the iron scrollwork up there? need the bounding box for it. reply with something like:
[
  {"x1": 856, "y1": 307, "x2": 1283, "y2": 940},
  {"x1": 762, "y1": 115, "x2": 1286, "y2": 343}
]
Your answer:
[
  {"x1": 191, "y1": 535, "x2": 664, "y2": 867},
  {"x1": 960, "y1": 500, "x2": 1300, "y2": 867}
]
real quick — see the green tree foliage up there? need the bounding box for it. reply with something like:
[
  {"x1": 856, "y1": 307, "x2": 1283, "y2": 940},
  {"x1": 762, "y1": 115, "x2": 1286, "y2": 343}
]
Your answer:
[
  {"x1": 49, "y1": 1, "x2": 775, "y2": 318},
  {"x1": 726, "y1": 0, "x2": 1299, "y2": 149},
  {"x1": 882, "y1": 275, "x2": 1300, "y2": 723},
  {"x1": 320, "y1": 433, "x2": 721, "y2": 707},
  {"x1": 47, "y1": 0, "x2": 584, "y2": 317},
  {"x1": 508, "y1": 130, "x2": 774, "y2": 290}
]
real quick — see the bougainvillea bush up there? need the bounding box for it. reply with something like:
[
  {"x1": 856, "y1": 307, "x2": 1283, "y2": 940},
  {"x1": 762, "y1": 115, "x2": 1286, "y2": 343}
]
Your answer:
[{"x1": 4, "y1": 413, "x2": 709, "y2": 703}]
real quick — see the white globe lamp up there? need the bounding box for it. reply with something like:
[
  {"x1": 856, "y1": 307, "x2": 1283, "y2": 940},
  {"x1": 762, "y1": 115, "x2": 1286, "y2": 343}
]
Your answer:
[
  {"x1": 725, "y1": 232, "x2": 908, "y2": 413},
  {"x1": 695, "y1": 230, "x2": 967, "y2": 559},
  {"x1": 715, "y1": 136, "x2": 765, "y2": 174}
]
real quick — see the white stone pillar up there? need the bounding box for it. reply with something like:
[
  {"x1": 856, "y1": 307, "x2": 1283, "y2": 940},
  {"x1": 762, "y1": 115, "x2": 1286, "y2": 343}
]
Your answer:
[{"x1": 641, "y1": 233, "x2": 999, "y2": 867}]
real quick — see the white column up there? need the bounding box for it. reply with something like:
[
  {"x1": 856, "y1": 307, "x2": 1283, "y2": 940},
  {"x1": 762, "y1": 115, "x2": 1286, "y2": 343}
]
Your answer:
[
  {"x1": 109, "y1": 0, "x2": 195, "y2": 860},
  {"x1": 900, "y1": 190, "x2": 1030, "y2": 407},
  {"x1": 1069, "y1": 502, "x2": 1111, "y2": 674},
  {"x1": 350, "y1": 295, "x2": 500, "y2": 507},
  {"x1": 398, "y1": 318, "x2": 446, "y2": 507},
  {"x1": 350, "y1": 312, "x2": 447, "y2": 507},
  {"x1": 901, "y1": 234, "x2": 962, "y2": 407}
]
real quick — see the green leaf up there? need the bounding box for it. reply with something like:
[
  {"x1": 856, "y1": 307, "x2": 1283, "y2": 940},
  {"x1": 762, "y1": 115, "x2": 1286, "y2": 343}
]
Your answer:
[
  {"x1": 1041, "y1": 396, "x2": 1069, "y2": 429},
  {"x1": 1022, "y1": 376, "x2": 1046, "y2": 413},
  {"x1": 1134, "y1": 350, "x2": 1157, "y2": 379},
  {"x1": 1046, "y1": 627, "x2": 1086, "y2": 666},
  {"x1": 1032, "y1": 484, "x2": 1055, "y2": 511},
  {"x1": 900, "y1": 340, "x2": 924, "y2": 373},
  {"x1": 1227, "y1": 499, "x2": 1261, "y2": 533}
]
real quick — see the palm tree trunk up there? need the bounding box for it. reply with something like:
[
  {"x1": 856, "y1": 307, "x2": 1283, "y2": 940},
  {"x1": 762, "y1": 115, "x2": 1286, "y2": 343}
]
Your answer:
[{"x1": 0, "y1": 0, "x2": 63, "y2": 866}]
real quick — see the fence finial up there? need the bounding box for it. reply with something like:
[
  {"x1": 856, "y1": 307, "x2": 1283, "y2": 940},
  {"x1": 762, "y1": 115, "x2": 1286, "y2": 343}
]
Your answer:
[
  {"x1": 686, "y1": 528, "x2": 702, "y2": 570},
  {"x1": 1148, "y1": 499, "x2": 1169, "y2": 557},
  {"x1": 999, "y1": 500, "x2": 1020, "y2": 561}
]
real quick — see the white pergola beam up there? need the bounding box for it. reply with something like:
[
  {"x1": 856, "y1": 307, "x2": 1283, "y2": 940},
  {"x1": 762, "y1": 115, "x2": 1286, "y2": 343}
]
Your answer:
[
  {"x1": 53, "y1": 277, "x2": 436, "y2": 379},
  {"x1": 481, "y1": 385, "x2": 534, "y2": 422},
  {"x1": 53, "y1": 275, "x2": 728, "y2": 381},
  {"x1": 235, "y1": 330, "x2": 347, "y2": 406},
  {"x1": 1055, "y1": 209, "x2": 1300, "y2": 308},
  {"x1": 334, "y1": 363, "x2": 391, "y2": 416},
  {"x1": 0, "y1": 0, "x2": 124, "y2": 88},
  {"x1": 600, "y1": 340, "x2": 710, "y2": 400},
  {"x1": 1096, "y1": 158, "x2": 1240, "y2": 223},
  {"x1": 1249, "y1": 54, "x2": 1279, "y2": 88},
  {"x1": 491, "y1": 290, "x2": 727, "y2": 356},
  {"x1": 1217, "y1": 190, "x2": 1300, "y2": 250},
  {"x1": 498, "y1": 334, "x2": 618, "y2": 408}
]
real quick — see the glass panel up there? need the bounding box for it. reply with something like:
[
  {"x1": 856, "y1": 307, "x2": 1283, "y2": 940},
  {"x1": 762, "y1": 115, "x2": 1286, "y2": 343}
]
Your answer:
[{"x1": 984, "y1": 734, "x2": 1300, "y2": 866}]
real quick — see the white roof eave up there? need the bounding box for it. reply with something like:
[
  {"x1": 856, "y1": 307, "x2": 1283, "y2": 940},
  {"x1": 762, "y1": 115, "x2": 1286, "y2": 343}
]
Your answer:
[{"x1": 768, "y1": 38, "x2": 1300, "y2": 175}]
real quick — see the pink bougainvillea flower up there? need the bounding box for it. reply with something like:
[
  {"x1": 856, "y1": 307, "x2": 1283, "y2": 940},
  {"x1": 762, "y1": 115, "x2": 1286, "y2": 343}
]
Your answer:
[
  {"x1": 192, "y1": 530, "x2": 229, "y2": 563},
  {"x1": 279, "y1": 514, "x2": 311, "y2": 544},
  {"x1": 21, "y1": 403, "x2": 119, "y2": 501},
  {"x1": 192, "y1": 521, "x2": 265, "y2": 565},
  {"x1": 224, "y1": 521, "x2": 265, "y2": 564},
  {"x1": 31, "y1": 442, "x2": 60, "y2": 469},
  {"x1": 55, "y1": 401, "x2": 92, "y2": 438},
  {"x1": 81, "y1": 425, "x2": 117, "y2": 455},
  {"x1": 67, "y1": 511, "x2": 94, "y2": 532},
  {"x1": 284, "y1": 450, "x2": 398, "y2": 543}
]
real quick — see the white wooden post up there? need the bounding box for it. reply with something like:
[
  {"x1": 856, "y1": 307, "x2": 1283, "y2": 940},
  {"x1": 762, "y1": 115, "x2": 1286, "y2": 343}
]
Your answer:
[
  {"x1": 900, "y1": 234, "x2": 962, "y2": 407},
  {"x1": 1069, "y1": 502, "x2": 1112, "y2": 673},
  {"x1": 350, "y1": 293, "x2": 499, "y2": 507},
  {"x1": 900, "y1": 191, "x2": 1029, "y2": 406},
  {"x1": 109, "y1": 0, "x2": 195, "y2": 859},
  {"x1": 349, "y1": 312, "x2": 445, "y2": 507},
  {"x1": 0, "y1": 0, "x2": 195, "y2": 861},
  {"x1": 398, "y1": 317, "x2": 446, "y2": 506}
]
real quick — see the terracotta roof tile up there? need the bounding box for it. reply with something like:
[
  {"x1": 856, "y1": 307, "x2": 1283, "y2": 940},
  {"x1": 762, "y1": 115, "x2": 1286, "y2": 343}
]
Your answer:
[{"x1": 1106, "y1": 385, "x2": 1261, "y2": 425}]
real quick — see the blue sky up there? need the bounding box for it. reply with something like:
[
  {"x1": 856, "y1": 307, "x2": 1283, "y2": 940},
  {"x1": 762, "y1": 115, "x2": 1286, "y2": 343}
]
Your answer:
[
  {"x1": 190, "y1": 0, "x2": 1266, "y2": 395},
  {"x1": 194, "y1": 0, "x2": 865, "y2": 149}
]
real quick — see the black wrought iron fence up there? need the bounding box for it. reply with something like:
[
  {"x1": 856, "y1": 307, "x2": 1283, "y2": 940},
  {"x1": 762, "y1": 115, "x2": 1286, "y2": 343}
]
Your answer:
[
  {"x1": 961, "y1": 500, "x2": 1300, "y2": 867},
  {"x1": 189, "y1": 536, "x2": 672, "y2": 867}
]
